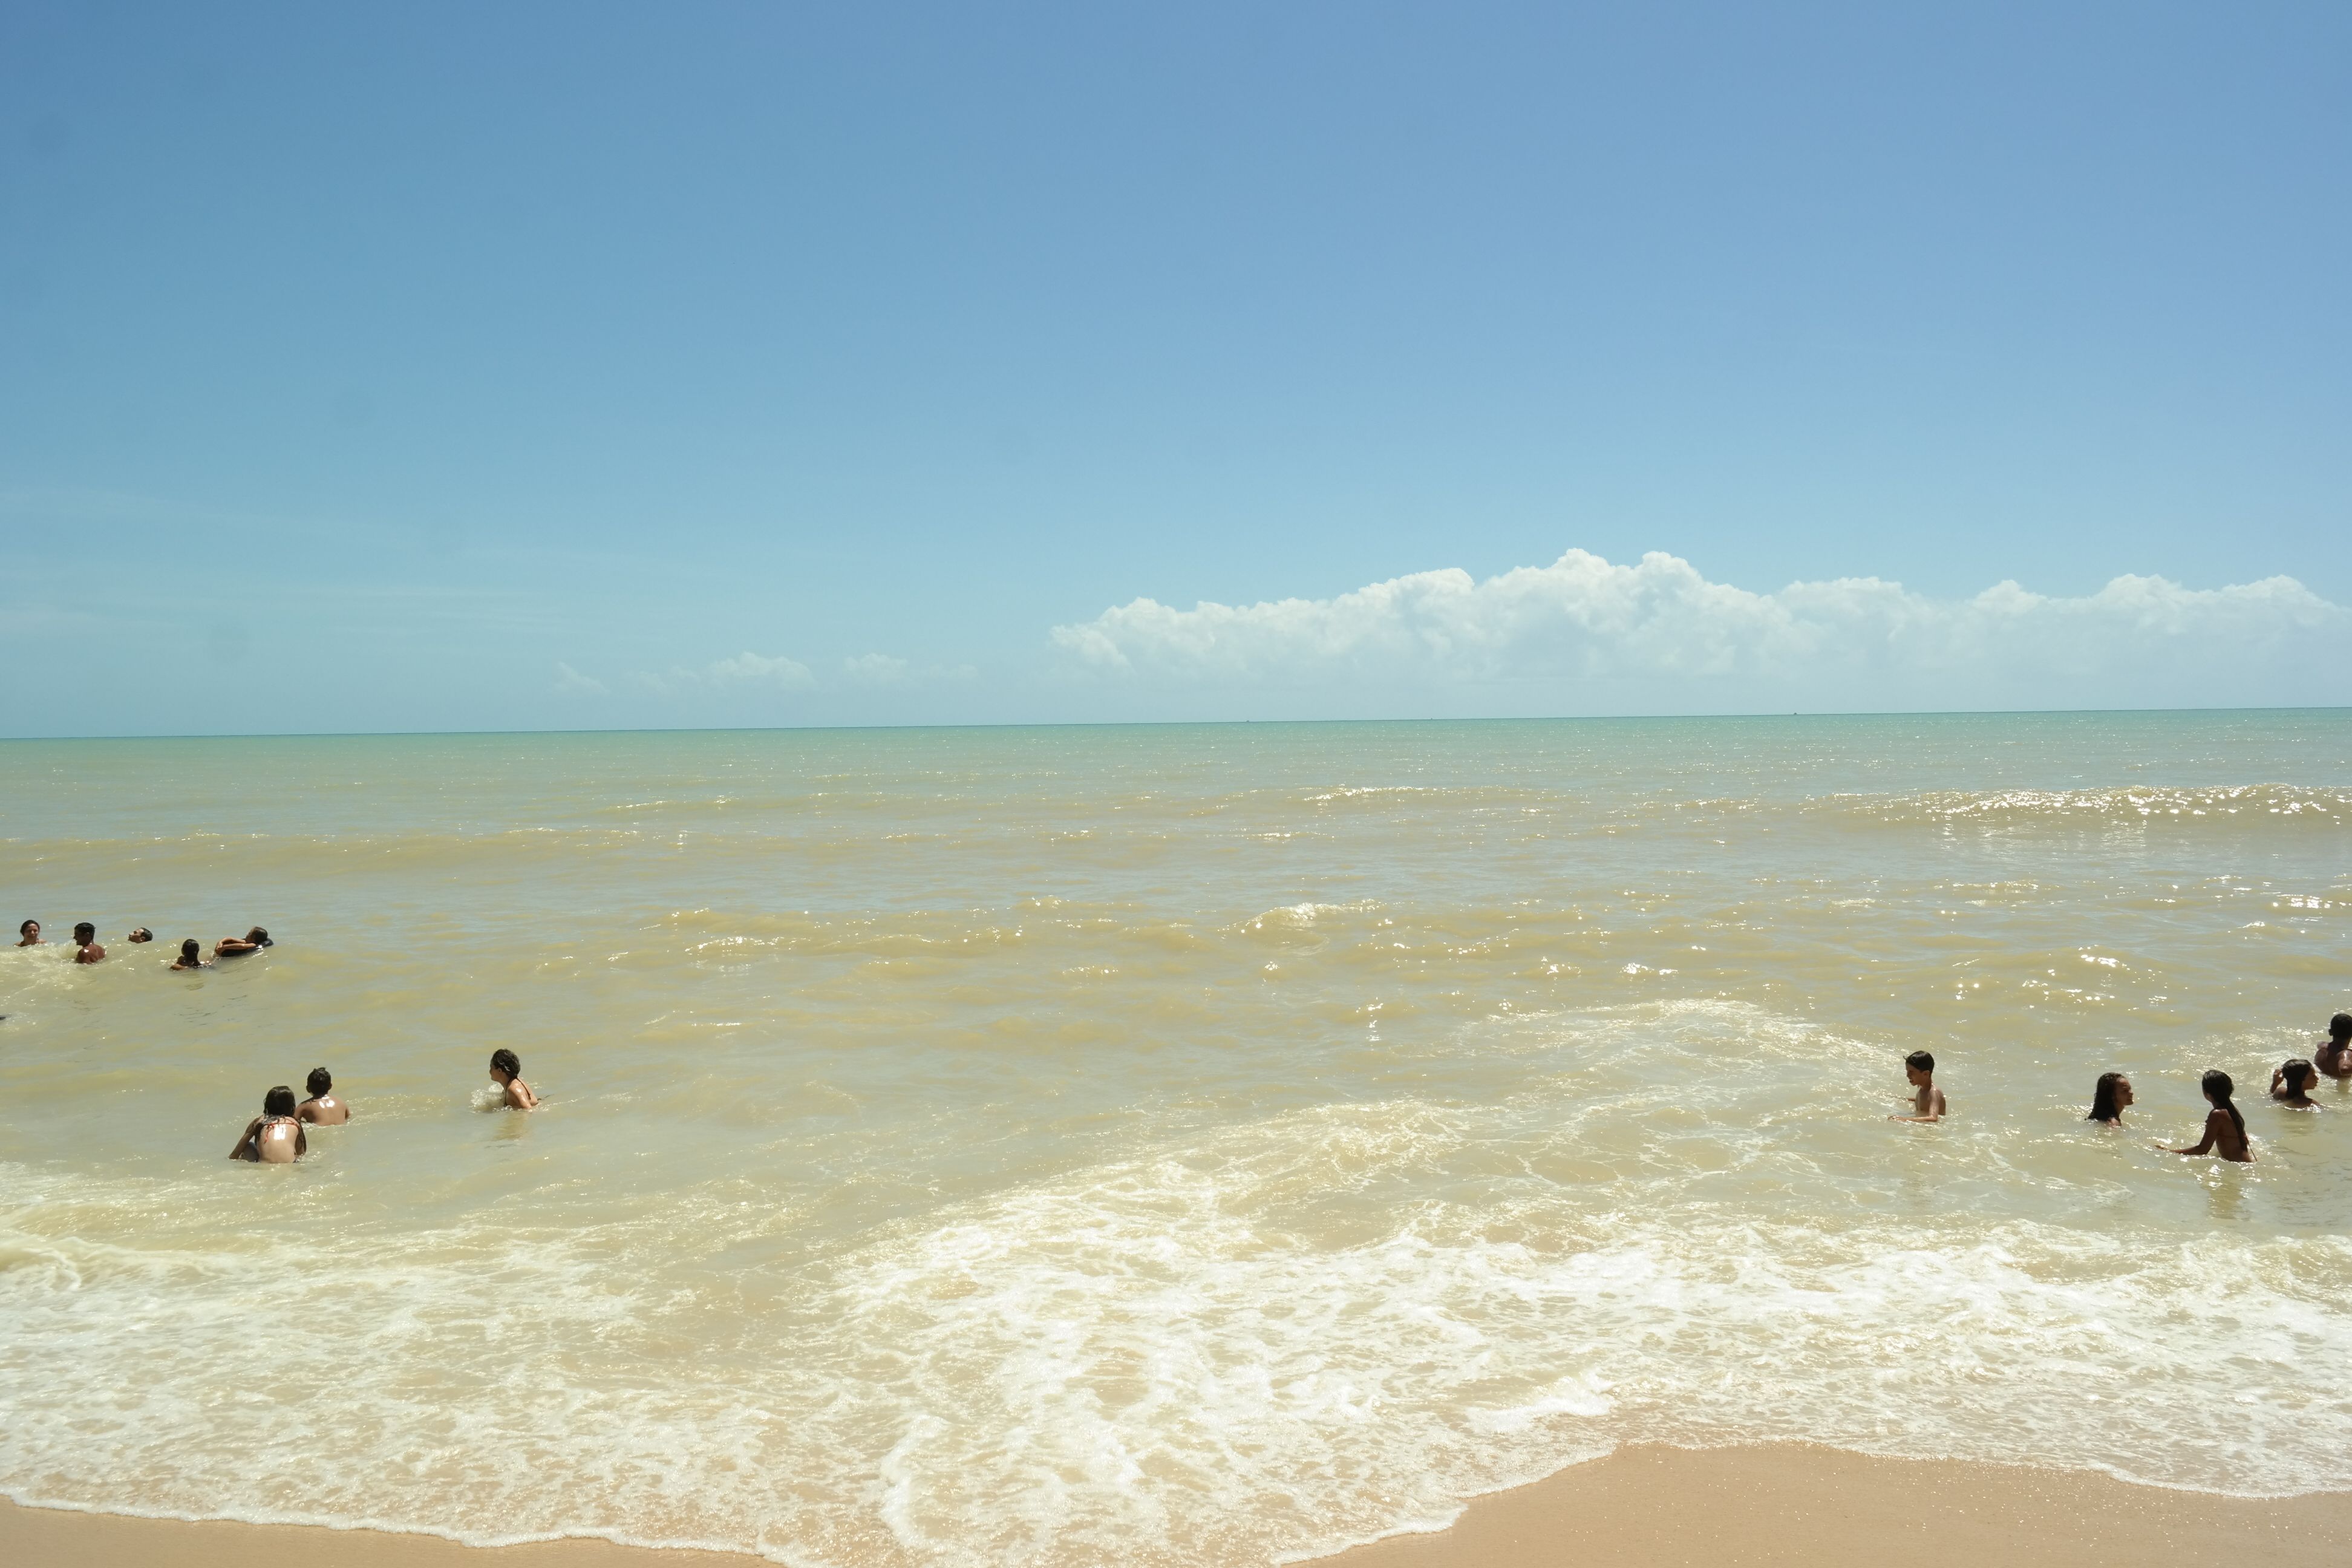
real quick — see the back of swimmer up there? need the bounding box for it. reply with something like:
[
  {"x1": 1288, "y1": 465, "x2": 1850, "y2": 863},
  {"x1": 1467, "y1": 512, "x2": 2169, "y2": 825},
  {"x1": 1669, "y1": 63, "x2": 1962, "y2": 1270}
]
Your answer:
[
  {"x1": 299, "y1": 1067, "x2": 349, "y2": 1125},
  {"x1": 231, "y1": 1086, "x2": 309, "y2": 1163}
]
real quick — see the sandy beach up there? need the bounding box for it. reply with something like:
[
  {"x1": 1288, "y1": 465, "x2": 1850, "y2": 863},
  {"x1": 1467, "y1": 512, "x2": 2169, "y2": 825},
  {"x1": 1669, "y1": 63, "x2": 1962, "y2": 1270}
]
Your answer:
[{"x1": 8, "y1": 1444, "x2": 2348, "y2": 1568}]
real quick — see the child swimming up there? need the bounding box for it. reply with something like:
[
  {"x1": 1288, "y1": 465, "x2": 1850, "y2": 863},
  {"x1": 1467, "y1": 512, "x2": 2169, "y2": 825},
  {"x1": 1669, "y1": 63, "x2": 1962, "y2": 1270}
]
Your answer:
[
  {"x1": 488, "y1": 1048, "x2": 538, "y2": 1109},
  {"x1": 2270, "y1": 1059, "x2": 2321, "y2": 1109},
  {"x1": 2171, "y1": 1070, "x2": 2253, "y2": 1162},
  {"x1": 230, "y1": 1086, "x2": 309, "y2": 1163},
  {"x1": 1889, "y1": 1050, "x2": 1946, "y2": 1122},
  {"x1": 2086, "y1": 1071, "x2": 2133, "y2": 1125},
  {"x1": 298, "y1": 1067, "x2": 349, "y2": 1125}
]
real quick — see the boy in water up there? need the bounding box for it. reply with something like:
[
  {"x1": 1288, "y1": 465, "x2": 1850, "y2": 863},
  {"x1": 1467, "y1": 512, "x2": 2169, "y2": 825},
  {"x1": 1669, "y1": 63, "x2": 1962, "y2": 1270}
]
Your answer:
[
  {"x1": 488, "y1": 1048, "x2": 538, "y2": 1109},
  {"x1": 71, "y1": 922, "x2": 106, "y2": 964},
  {"x1": 298, "y1": 1067, "x2": 349, "y2": 1125},
  {"x1": 2315, "y1": 1013, "x2": 2352, "y2": 1080},
  {"x1": 215, "y1": 926, "x2": 272, "y2": 958},
  {"x1": 126, "y1": 927, "x2": 153, "y2": 944},
  {"x1": 1889, "y1": 1050, "x2": 1946, "y2": 1122}
]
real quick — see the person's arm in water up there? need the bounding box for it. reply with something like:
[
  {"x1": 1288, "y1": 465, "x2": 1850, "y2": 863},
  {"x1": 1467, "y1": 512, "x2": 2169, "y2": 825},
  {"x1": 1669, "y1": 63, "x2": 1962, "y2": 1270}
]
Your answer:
[
  {"x1": 229, "y1": 1118, "x2": 262, "y2": 1160},
  {"x1": 2173, "y1": 1111, "x2": 2224, "y2": 1157},
  {"x1": 295, "y1": 1124, "x2": 309, "y2": 1158}
]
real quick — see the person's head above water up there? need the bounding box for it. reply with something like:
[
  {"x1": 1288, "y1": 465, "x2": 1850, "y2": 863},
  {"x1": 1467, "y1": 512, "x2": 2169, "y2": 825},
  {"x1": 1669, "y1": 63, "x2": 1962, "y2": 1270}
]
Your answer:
[
  {"x1": 2202, "y1": 1068, "x2": 2247, "y2": 1139},
  {"x1": 126, "y1": 927, "x2": 152, "y2": 943},
  {"x1": 2088, "y1": 1072, "x2": 2133, "y2": 1122},
  {"x1": 179, "y1": 938, "x2": 200, "y2": 962},
  {"x1": 246, "y1": 926, "x2": 272, "y2": 946},
  {"x1": 307, "y1": 1067, "x2": 332, "y2": 1097},
  {"x1": 263, "y1": 1085, "x2": 298, "y2": 1119},
  {"x1": 18, "y1": 919, "x2": 36, "y2": 939},
  {"x1": 1906, "y1": 1050, "x2": 1935, "y2": 1076},
  {"x1": 2332, "y1": 1013, "x2": 2352, "y2": 1045},
  {"x1": 2279, "y1": 1059, "x2": 2316, "y2": 1094},
  {"x1": 489, "y1": 1048, "x2": 522, "y2": 1082},
  {"x1": 73, "y1": 922, "x2": 95, "y2": 944}
]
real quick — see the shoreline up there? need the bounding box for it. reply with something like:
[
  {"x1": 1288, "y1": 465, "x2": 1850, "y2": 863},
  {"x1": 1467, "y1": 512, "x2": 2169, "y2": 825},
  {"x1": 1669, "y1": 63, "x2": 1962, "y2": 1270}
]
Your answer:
[{"x1": 8, "y1": 1444, "x2": 2350, "y2": 1567}]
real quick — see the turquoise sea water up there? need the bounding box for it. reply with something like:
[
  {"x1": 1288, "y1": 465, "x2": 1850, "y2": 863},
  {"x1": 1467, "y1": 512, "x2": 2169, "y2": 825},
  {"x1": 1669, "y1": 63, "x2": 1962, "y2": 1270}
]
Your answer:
[{"x1": 2, "y1": 712, "x2": 2349, "y2": 1564}]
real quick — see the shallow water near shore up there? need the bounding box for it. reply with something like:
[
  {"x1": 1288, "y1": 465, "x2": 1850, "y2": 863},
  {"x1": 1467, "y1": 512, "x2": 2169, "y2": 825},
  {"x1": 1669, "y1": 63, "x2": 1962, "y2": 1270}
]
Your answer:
[{"x1": 2, "y1": 713, "x2": 2350, "y2": 1566}]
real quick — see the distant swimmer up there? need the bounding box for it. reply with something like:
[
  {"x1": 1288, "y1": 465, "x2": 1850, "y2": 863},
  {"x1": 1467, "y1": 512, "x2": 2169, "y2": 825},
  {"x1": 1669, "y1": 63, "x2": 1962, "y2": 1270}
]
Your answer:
[
  {"x1": 488, "y1": 1048, "x2": 538, "y2": 1109},
  {"x1": 298, "y1": 1067, "x2": 348, "y2": 1125},
  {"x1": 2315, "y1": 1013, "x2": 2352, "y2": 1080},
  {"x1": 230, "y1": 1086, "x2": 308, "y2": 1163},
  {"x1": 2086, "y1": 1071, "x2": 2134, "y2": 1125},
  {"x1": 2169, "y1": 1070, "x2": 2253, "y2": 1161},
  {"x1": 17, "y1": 919, "x2": 42, "y2": 946},
  {"x1": 170, "y1": 938, "x2": 212, "y2": 972},
  {"x1": 1889, "y1": 1050, "x2": 1946, "y2": 1123},
  {"x1": 215, "y1": 926, "x2": 273, "y2": 958},
  {"x1": 126, "y1": 927, "x2": 153, "y2": 944},
  {"x1": 2270, "y1": 1059, "x2": 2321, "y2": 1109},
  {"x1": 71, "y1": 923, "x2": 106, "y2": 964}
]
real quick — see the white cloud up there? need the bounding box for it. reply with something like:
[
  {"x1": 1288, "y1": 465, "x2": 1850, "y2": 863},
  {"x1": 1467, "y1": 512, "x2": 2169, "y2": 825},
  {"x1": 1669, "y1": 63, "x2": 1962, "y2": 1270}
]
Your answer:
[
  {"x1": 552, "y1": 661, "x2": 608, "y2": 696},
  {"x1": 841, "y1": 653, "x2": 912, "y2": 685},
  {"x1": 704, "y1": 651, "x2": 817, "y2": 690},
  {"x1": 1051, "y1": 549, "x2": 2347, "y2": 711}
]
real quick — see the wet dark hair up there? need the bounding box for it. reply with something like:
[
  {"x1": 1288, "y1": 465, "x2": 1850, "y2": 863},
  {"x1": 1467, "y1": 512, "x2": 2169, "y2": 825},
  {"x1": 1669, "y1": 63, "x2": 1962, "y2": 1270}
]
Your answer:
[
  {"x1": 180, "y1": 938, "x2": 200, "y2": 962},
  {"x1": 1906, "y1": 1051, "x2": 1935, "y2": 1074},
  {"x1": 489, "y1": 1048, "x2": 521, "y2": 1078},
  {"x1": 247, "y1": 926, "x2": 272, "y2": 946},
  {"x1": 307, "y1": 1067, "x2": 332, "y2": 1096},
  {"x1": 2281, "y1": 1059, "x2": 2315, "y2": 1095},
  {"x1": 17, "y1": 919, "x2": 33, "y2": 935},
  {"x1": 73, "y1": 921, "x2": 95, "y2": 941},
  {"x1": 2332, "y1": 1013, "x2": 2352, "y2": 1044},
  {"x1": 2088, "y1": 1072, "x2": 2126, "y2": 1123},
  {"x1": 128, "y1": 927, "x2": 152, "y2": 942},
  {"x1": 2201, "y1": 1070, "x2": 2246, "y2": 1143},
  {"x1": 263, "y1": 1085, "x2": 298, "y2": 1118}
]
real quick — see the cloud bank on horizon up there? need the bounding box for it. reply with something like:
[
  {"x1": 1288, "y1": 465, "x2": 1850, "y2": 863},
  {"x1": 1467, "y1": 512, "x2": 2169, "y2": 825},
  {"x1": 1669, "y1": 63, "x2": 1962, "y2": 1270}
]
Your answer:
[{"x1": 1052, "y1": 550, "x2": 2347, "y2": 714}]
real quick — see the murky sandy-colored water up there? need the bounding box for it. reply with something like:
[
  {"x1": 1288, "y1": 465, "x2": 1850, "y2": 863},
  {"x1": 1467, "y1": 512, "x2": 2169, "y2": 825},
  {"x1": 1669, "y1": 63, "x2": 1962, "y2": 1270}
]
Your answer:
[{"x1": 2, "y1": 714, "x2": 2348, "y2": 1564}]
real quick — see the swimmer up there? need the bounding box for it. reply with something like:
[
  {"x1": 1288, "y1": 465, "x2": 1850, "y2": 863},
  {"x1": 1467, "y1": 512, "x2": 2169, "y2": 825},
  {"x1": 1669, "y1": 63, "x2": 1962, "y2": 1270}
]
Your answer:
[
  {"x1": 2086, "y1": 1071, "x2": 2134, "y2": 1125},
  {"x1": 2170, "y1": 1070, "x2": 2253, "y2": 1161},
  {"x1": 2270, "y1": 1059, "x2": 2321, "y2": 1109},
  {"x1": 214, "y1": 926, "x2": 273, "y2": 958},
  {"x1": 2315, "y1": 1013, "x2": 2352, "y2": 1080},
  {"x1": 1889, "y1": 1050, "x2": 1945, "y2": 1122},
  {"x1": 18, "y1": 919, "x2": 42, "y2": 946},
  {"x1": 71, "y1": 923, "x2": 105, "y2": 964},
  {"x1": 488, "y1": 1047, "x2": 538, "y2": 1109},
  {"x1": 298, "y1": 1067, "x2": 348, "y2": 1125},
  {"x1": 126, "y1": 927, "x2": 153, "y2": 944},
  {"x1": 169, "y1": 938, "x2": 211, "y2": 971},
  {"x1": 229, "y1": 1086, "x2": 308, "y2": 1163}
]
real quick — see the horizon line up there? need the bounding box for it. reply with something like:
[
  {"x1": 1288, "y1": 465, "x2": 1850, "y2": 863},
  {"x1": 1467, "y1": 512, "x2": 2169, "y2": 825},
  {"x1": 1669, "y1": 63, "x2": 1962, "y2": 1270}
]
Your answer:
[{"x1": 2, "y1": 702, "x2": 2346, "y2": 745}]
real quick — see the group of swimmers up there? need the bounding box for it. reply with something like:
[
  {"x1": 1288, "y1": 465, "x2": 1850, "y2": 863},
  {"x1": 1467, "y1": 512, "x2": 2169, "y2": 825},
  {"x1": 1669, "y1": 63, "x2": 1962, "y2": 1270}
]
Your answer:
[
  {"x1": 16, "y1": 918, "x2": 272, "y2": 969},
  {"x1": 1893, "y1": 1011, "x2": 2352, "y2": 1163},
  {"x1": 19, "y1": 912, "x2": 2345, "y2": 1170},
  {"x1": 226, "y1": 1048, "x2": 538, "y2": 1163}
]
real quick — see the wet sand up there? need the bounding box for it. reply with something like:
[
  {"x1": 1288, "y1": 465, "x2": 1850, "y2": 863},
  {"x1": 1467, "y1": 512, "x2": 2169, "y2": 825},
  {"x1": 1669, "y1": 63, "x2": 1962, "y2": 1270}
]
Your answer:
[{"x1": 6, "y1": 1443, "x2": 2347, "y2": 1567}]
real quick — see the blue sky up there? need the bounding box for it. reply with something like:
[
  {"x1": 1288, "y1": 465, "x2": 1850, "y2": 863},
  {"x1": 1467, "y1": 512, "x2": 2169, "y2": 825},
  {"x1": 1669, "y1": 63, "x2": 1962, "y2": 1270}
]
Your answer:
[{"x1": 4, "y1": 2, "x2": 2347, "y2": 735}]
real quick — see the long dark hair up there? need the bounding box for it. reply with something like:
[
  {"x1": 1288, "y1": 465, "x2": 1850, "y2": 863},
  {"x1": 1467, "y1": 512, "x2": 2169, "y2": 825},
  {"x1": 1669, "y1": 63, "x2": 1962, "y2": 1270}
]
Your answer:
[
  {"x1": 2087, "y1": 1072, "x2": 2126, "y2": 1123},
  {"x1": 179, "y1": 938, "x2": 200, "y2": 962},
  {"x1": 263, "y1": 1085, "x2": 298, "y2": 1119},
  {"x1": 2281, "y1": 1059, "x2": 2315, "y2": 1095},
  {"x1": 489, "y1": 1048, "x2": 521, "y2": 1079},
  {"x1": 2202, "y1": 1070, "x2": 2246, "y2": 1142}
]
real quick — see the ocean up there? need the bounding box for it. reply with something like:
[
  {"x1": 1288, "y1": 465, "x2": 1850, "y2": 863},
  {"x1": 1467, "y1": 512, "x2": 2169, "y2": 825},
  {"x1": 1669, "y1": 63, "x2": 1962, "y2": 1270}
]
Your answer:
[{"x1": 2, "y1": 713, "x2": 2348, "y2": 1565}]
